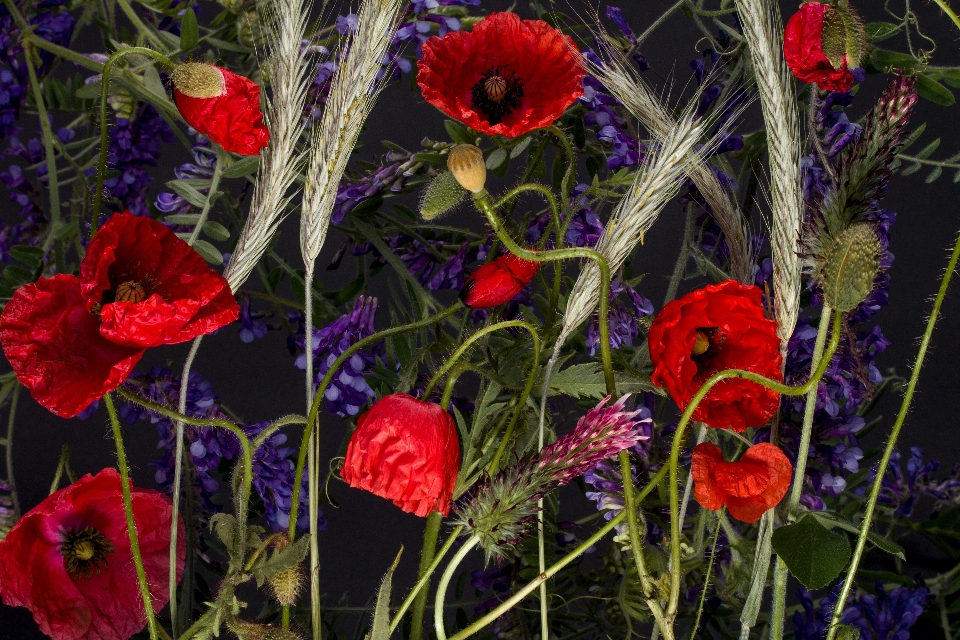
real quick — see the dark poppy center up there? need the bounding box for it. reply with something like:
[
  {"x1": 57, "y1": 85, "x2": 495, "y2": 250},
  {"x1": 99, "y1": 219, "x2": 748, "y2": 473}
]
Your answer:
[
  {"x1": 470, "y1": 66, "x2": 524, "y2": 126},
  {"x1": 62, "y1": 526, "x2": 114, "y2": 577},
  {"x1": 691, "y1": 327, "x2": 725, "y2": 372},
  {"x1": 115, "y1": 281, "x2": 146, "y2": 303}
]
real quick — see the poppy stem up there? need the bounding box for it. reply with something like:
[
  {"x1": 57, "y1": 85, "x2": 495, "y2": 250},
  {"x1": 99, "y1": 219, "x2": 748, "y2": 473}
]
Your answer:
[
  {"x1": 665, "y1": 312, "x2": 844, "y2": 620},
  {"x1": 826, "y1": 229, "x2": 960, "y2": 640},
  {"x1": 932, "y1": 0, "x2": 960, "y2": 32},
  {"x1": 389, "y1": 525, "x2": 464, "y2": 633},
  {"x1": 411, "y1": 511, "x2": 443, "y2": 640},
  {"x1": 93, "y1": 47, "x2": 176, "y2": 235},
  {"x1": 433, "y1": 537, "x2": 479, "y2": 640},
  {"x1": 104, "y1": 393, "x2": 161, "y2": 640}
]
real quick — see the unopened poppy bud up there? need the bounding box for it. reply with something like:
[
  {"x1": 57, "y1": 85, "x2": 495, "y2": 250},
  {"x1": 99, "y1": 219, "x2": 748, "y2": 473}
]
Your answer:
[
  {"x1": 447, "y1": 144, "x2": 487, "y2": 194},
  {"x1": 420, "y1": 170, "x2": 465, "y2": 220},
  {"x1": 836, "y1": 625, "x2": 861, "y2": 640},
  {"x1": 269, "y1": 563, "x2": 304, "y2": 607},
  {"x1": 460, "y1": 253, "x2": 539, "y2": 308},
  {"x1": 820, "y1": 223, "x2": 880, "y2": 312},
  {"x1": 820, "y1": 1, "x2": 865, "y2": 71},
  {"x1": 171, "y1": 63, "x2": 270, "y2": 156},
  {"x1": 784, "y1": 2, "x2": 862, "y2": 92}
]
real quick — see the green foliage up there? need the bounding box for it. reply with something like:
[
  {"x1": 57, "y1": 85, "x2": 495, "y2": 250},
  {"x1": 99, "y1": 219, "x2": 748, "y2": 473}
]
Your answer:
[{"x1": 772, "y1": 514, "x2": 852, "y2": 590}]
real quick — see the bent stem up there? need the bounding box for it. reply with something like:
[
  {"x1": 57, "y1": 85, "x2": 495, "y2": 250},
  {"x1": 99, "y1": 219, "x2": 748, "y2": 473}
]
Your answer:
[
  {"x1": 411, "y1": 511, "x2": 443, "y2": 640},
  {"x1": 434, "y1": 537, "x2": 480, "y2": 640},
  {"x1": 104, "y1": 393, "x2": 160, "y2": 640},
  {"x1": 826, "y1": 229, "x2": 960, "y2": 640},
  {"x1": 665, "y1": 312, "x2": 844, "y2": 619}
]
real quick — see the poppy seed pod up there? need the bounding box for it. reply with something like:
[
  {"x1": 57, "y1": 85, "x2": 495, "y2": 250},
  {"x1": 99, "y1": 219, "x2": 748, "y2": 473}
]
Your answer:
[
  {"x1": 341, "y1": 393, "x2": 460, "y2": 517},
  {"x1": 447, "y1": 144, "x2": 487, "y2": 194},
  {"x1": 171, "y1": 62, "x2": 270, "y2": 156},
  {"x1": 460, "y1": 253, "x2": 540, "y2": 308},
  {"x1": 691, "y1": 442, "x2": 792, "y2": 523}
]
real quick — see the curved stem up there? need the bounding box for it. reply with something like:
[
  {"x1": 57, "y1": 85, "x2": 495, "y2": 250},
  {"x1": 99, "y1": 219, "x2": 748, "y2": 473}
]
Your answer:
[
  {"x1": 666, "y1": 312, "x2": 844, "y2": 618},
  {"x1": 104, "y1": 394, "x2": 160, "y2": 640},
  {"x1": 411, "y1": 511, "x2": 443, "y2": 640},
  {"x1": 932, "y1": 0, "x2": 960, "y2": 32},
  {"x1": 493, "y1": 183, "x2": 561, "y2": 224},
  {"x1": 287, "y1": 303, "x2": 463, "y2": 542},
  {"x1": 93, "y1": 47, "x2": 176, "y2": 232},
  {"x1": 390, "y1": 525, "x2": 464, "y2": 632},
  {"x1": 826, "y1": 229, "x2": 960, "y2": 640},
  {"x1": 434, "y1": 537, "x2": 479, "y2": 640},
  {"x1": 543, "y1": 125, "x2": 575, "y2": 209}
]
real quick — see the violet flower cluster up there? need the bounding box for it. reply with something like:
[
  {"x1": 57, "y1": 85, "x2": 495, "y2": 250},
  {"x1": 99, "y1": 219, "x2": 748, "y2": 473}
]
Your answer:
[
  {"x1": 870, "y1": 446, "x2": 960, "y2": 517},
  {"x1": 104, "y1": 104, "x2": 173, "y2": 216},
  {"x1": 155, "y1": 134, "x2": 217, "y2": 217},
  {"x1": 793, "y1": 583, "x2": 930, "y2": 640},
  {"x1": 585, "y1": 278, "x2": 654, "y2": 356}
]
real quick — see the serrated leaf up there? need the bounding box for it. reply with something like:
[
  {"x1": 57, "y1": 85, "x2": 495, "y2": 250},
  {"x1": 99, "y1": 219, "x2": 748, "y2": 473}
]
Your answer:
[
  {"x1": 540, "y1": 363, "x2": 657, "y2": 400},
  {"x1": 191, "y1": 239, "x2": 223, "y2": 265},
  {"x1": 917, "y1": 74, "x2": 955, "y2": 106},
  {"x1": 202, "y1": 221, "x2": 231, "y2": 242},
  {"x1": 252, "y1": 535, "x2": 310, "y2": 587},
  {"x1": 486, "y1": 148, "x2": 508, "y2": 170},
  {"x1": 179, "y1": 8, "x2": 199, "y2": 51},
  {"x1": 772, "y1": 514, "x2": 851, "y2": 589},
  {"x1": 165, "y1": 213, "x2": 202, "y2": 225},
  {"x1": 167, "y1": 180, "x2": 209, "y2": 208},
  {"x1": 926, "y1": 166, "x2": 943, "y2": 183},
  {"x1": 367, "y1": 547, "x2": 403, "y2": 640},
  {"x1": 221, "y1": 155, "x2": 260, "y2": 179},
  {"x1": 444, "y1": 120, "x2": 474, "y2": 145}
]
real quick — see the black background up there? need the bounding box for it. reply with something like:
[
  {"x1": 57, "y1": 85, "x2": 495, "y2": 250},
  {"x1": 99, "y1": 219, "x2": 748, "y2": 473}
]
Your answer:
[{"x1": 1, "y1": 0, "x2": 959, "y2": 637}]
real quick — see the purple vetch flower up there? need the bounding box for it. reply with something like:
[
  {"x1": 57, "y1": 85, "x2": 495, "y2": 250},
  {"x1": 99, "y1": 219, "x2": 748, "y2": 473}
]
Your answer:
[
  {"x1": 331, "y1": 146, "x2": 423, "y2": 223},
  {"x1": 604, "y1": 7, "x2": 649, "y2": 70},
  {"x1": 238, "y1": 293, "x2": 269, "y2": 343},
  {"x1": 585, "y1": 279, "x2": 654, "y2": 356},
  {"x1": 104, "y1": 104, "x2": 173, "y2": 216},
  {"x1": 580, "y1": 50, "x2": 644, "y2": 170},
  {"x1": 869, "y1": 447, "x2": 960, "y2": 518},
  {"x1": 290, "y1": 296, "x2": 384, "y2": 417},
  {"x1": 526, "y1": 183, "x2": 606, "y2": 249},
  {"x1": 155, "y1": 135, "x2": 217, "y2": 217},
  {"x1": 794, "y1": 583, "x2": 931, "y2": 640}
]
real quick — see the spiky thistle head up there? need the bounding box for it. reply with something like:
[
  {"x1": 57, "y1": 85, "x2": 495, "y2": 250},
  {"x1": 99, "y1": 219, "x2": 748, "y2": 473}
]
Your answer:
[{"x1": 453, "y1": 395, "x2": 649, "y2": 562}]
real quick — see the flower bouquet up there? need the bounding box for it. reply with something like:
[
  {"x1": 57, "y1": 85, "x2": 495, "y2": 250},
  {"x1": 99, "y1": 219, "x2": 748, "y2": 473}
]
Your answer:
[{"x1": 0, "y1": 0, "x2": 958, "y2": 639}]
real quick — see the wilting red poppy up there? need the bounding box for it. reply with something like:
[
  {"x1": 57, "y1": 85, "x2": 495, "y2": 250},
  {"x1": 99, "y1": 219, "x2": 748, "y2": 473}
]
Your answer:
[
  {"x1": 0, "y1": 212, "x2": 239, "y2": 418},
  {"x1": 648, "y1": 280, "x2": 782, "y2": 432},
  {"x1": 342, "y1": 393, "x2": 460, "y2": 517},
  {"x1": 0, "y1": 468, "x2": 185, "y2": 640},
  {"x1": 171, "y1": 63, "x2": 270, "y2": 156},
  {"x1": 460, "y1": 253, "x2": 539, "y2": 308},
  {"x1": 418, "y1": 12, "x2": 585, "y2": 138},
  {"x1": 691, "y1": 442, "x2": 792, "y2": 523},
  {"x1": 783, "y1": 2, "x2": 856, "y2": 93}
]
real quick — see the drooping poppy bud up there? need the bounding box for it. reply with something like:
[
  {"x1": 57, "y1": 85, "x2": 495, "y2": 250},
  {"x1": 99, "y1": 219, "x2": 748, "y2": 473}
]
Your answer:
[
  {"x1": 460, "y1": 253, "x2": 539, "y2": 308},
  {"x1": 784, "y1": 1, "x2": 865, "y2": 93},
  {"x1": 171, "y1": 62, "x2": 270, "y2": 156},
  {"x1": 446, "y1": 144, "x2": 487, "y2": 194},
  {"x1": 691, "y1": 442, "x2": 792, "y2": 523},
  {"x1": 341, "y1": 393, "x2": 460, "y2": 517}
]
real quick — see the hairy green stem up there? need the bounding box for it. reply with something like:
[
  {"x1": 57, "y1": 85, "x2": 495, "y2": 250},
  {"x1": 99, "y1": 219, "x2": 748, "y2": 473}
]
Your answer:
[
  {"x1": 688, "y1": 511, "x2": 724, "y2": 640},
  {"x1": 666, "y1": 313, "x2": 844, "y2": 619},
  {"x1": 104, "y1": 394, "x2": 160, "y2": 640},
  {"x1": 434, "y1": 537, "x2": 479, "y2": 640},
  {"x1": 826, "y1": 230, "x2": 960, "y2": 640},
  {"x1": 411, "y1": 511, "x2": 444, "y2": 640},
  {"x1": 932, "y1": 0, "x2": 960, "y2": 32},
  {"x1": 114, "y1": 0, "x2": 166, "y2": 49},
  {"x1": 390, "y1": 525, "x2": 464, "y2": 632}
]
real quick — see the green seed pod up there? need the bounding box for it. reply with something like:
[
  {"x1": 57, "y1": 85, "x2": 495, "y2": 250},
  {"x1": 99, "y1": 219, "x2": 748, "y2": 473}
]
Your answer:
[
  {"x1": 420, "y1": 170, "x2": 465, "y2": 220},
  {"x1": 820, "y1": 223, "x2": 881, "y2": 312},
  {"x1": 821, "y1": 1, "x2": 866, "y2": 70},
  {"x1": 836, "y1": 624, "x2": 862, "y2": 640},
  {"x1": 269, "y1": 563, "x2": 304, "y2": 607}
]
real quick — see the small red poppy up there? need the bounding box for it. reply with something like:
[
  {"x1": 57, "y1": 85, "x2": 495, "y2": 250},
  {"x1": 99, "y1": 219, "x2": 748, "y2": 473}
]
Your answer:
[
  {"x1": 784, "y1": 2, "x2": 856, "y2": 93},
  {"x1": 648, "y1": 280, "x2": 782, "y2": 432},
  {"x1": 0, "y1": 212, "x2": 239, "y2": 417},
  {"x1": 459, "y1": 253, "x2": 539, "y2": 308},
  {"x1": 341, "y1": 393, "x2": 460, "y2": 517},
  {"x1": 171, "y1": 63, "x2": 270, "y2": 156},
  {"x1": 0, "y1": 468, "x2": 185, "y2": 640},
  {"x1": 691, "y1": 442, "x2": 792, "y2": 523},
  {"x1": 418, "y1": 12, "x2": 585, "y2": 138}
]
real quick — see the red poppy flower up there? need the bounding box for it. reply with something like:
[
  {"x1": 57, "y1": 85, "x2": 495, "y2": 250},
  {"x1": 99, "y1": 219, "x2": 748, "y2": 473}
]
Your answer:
[
  {"x1": 418, "y1": 12, "x2": 585, "y2": 138},
  {"x1": 0, "y1": 468, "x2": 185, "y2": 640},
  {"x1": 1, "y1": 212, "x2": 239, "y2": 418},
  {"x1": 648, "y1": 280, "x2": 782, "y2": 432},
  {"x1": 691, "y1": 442, "x2": 792, "y2": 523},
  {"x1": 784, "y1": 2, "x2": 856, "y2": 93},
  {"x1": 171, "y1": 63, "x2": 270, "y2": 156},
  {"x1": 459, "y1": 253, "x2": 539, "y2": 308},
  {"x1": 342, "y1": 393, "x2": 460, "y2": 517}
]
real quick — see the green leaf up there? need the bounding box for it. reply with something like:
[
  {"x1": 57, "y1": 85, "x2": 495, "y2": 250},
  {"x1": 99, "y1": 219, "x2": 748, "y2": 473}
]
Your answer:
[
  {"x1": 252, "y1": 535, "x2": 310, "y2": 587},
  {"x1": 809, "y1": 511, "x2": 905, "y2": 560},
  {"x1": 772, "y1": 514, "x2": 851, "y2": 590},
  {"x1": 865, "y1": 22, "x2": 900, "y2": 42},
  {"x1": 7, "y1": 245, "x2": 44, "y2": 267},
  {"x1": 142, "y1": 63, "x2": 169, "y2": 103},
  {"x1": 166, "y1": 180, "x2": 208, "y2": 208},
  {"x1": 509, "y1": 136, "x2": 532, "y2": 159},
  {"x1": 202, "y1": 221, "x2": 231, "y2": 242},
  {"x1": 205, "y1": 36, "x2": 253, "y2": 53},
  {"x1": 164, "y1": 213, "x2": 202, "y2": 225},
  {"x1": 926, "y1": 166, "x2": 943, "y2": 183},
  {"x1": 540, "y1": 363, "x2": 658, "y2": 400},
  {"x1": 221, "y1": 155, "x2": 260, "y2": 179},
  {"x1": 209, "y1": 513, "x2": 237, "y2": 550},
  {"x1": 898, "y1": 123, "x2": 927, "y2": 152},
  {"x1": 322, "y1": 272, "x2": 365, "y2": 306},
  {"x1": 917, "y1": 74, "x2": 955, "y2": 106},
  {"x1": 190, "y1": 239, "x2": 224, "y2": 265},
  {"x1": 486, "y1": 148, "x2": 508, "y2": 170},
  {"x1": 2, "y1": 265, "x2": 33, "y2": 287},
  {"x1": 368, "y1": 547, "x2": 403, "y2": 640},
  {"x1": 444, "y1": 120, "x2": 474, "y2": 145},
  {"x1": 179, "y1": 8, "x2": 199, "y2": 51},
  {"x1": 75, "y1": 80, "x2": 107, "y2": 100},
  {"x1": 915, "y1": 138, "x2": 941, "y2": 160},
  {"x1": 869, "y1": 49, "x2": 918, "y2": 72},
  {"x1": 942, "y1": 68, "x2": 960, "y2": 89}
]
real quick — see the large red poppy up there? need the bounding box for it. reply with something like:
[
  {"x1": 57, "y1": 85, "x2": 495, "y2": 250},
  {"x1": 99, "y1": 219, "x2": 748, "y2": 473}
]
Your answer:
[
  {"x1": 691, "y1": 442, "x2": 792, "y2": 523},
  {"x1": 172, "y1": 63, "x2": 270, "y2": 156},
  {"x1": 784, "y1": 2, "x2": 856, "y2": 93},
  {"x1": 418, "y1": 12, "x2": 585, "y2": 138},
  {"x1": 0, "y1": 212, "x2": 239, "y2": 418},
  {"x1": 342, "y1": 393, "x2": 460, "y2": 517},
  {"x1": 648, "y1": 281, "x2": 782, "y2": 432},
  {"x1": 459, "y1": 253, "x2": 539, "y2": 308},
  {"x1": 0, "y1": 468, "x2": 185, "y2": 640}
]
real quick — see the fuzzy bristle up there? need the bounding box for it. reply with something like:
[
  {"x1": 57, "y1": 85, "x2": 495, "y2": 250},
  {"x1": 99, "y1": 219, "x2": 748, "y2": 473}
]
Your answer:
[{"x1": 171, "y1": 63, "x2": 224, "y2": 99}]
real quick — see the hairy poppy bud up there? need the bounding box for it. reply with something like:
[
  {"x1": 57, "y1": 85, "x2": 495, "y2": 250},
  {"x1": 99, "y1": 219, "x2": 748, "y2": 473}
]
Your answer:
[
  {"x1": 784, "y1": 2, "x2": 864, "y2": 92},
  {"x1": 171, "y1": 62, "x2": 270, "y2": 156},
  {"x1": 341, "y1": 393, "x2": 460, "y2": 517},
  {"x1": 459, "y1": 253, "x2": 539, "y2": 308},
  {"x1": 691, "y1": 442, "x2": 792, "y2": 523},
  {"x1": 447, "y1": 144, "x2": 487, "y2": 194},
  {"x1": 820, "y1": 223, "x2": 880, "y2": 312},
  {"x1": 421, "y1": 170, "x2": 465, "y2": 220}
]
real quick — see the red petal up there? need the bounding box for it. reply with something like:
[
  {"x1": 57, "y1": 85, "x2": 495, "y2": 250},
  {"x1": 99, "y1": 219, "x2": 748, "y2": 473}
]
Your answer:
[
  {"x1": 708, "y1": 444, "x2": 793, "y2": 524},
  {"x1": 81, "y1": 212, "x2": 239, "y2": 348},
  {"x1": 0, "y1": 275, "x2": 144, "y2": 418},
  {"x1": 460, "y1": 254, "x2": 539, "y2": 308},
  {"x1": 342, "y1": 393, "x2": 460, "y2": 516},
  {"x1": 418, "y1": 12, "x2": 584, "y2": 138},
  {"x1": 173, "y1": 66, "x2": 269, "y2": 156},
  {"x1": 783, "y1": 2, "x2": 855, "y2": 92},
  {"x1": 691, "y1": 442, "x2": 725, "y2": 511}
]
